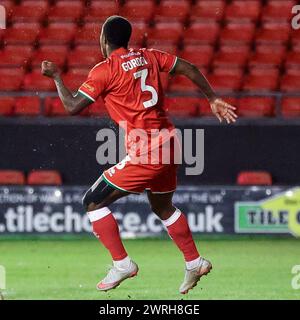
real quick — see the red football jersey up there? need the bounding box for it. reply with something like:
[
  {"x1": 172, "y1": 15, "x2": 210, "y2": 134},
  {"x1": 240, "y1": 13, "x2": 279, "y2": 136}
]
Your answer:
[{"x1": 78, "y1": 47, "x2": 178, "y2": 155}]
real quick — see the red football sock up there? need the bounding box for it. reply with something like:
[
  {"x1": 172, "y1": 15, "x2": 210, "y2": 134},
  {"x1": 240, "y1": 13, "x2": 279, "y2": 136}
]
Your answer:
[
  {"x1": 88, "y1": 207, "x2": 128, "y2": 261},
  {"x1": 163, "y1": 208, "x2": 200, "y2": 262}
]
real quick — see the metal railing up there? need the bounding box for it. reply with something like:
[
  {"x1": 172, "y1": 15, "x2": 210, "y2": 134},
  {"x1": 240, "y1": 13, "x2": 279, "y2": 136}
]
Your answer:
[{"x1": 1, "y1": 90, "x2": 300, "y2": 120}]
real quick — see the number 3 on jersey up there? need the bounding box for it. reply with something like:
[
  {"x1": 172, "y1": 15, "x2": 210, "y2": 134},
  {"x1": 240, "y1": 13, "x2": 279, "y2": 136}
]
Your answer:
[{"x1": 134, "y1": 69, "x2": 158, "y2": 108}]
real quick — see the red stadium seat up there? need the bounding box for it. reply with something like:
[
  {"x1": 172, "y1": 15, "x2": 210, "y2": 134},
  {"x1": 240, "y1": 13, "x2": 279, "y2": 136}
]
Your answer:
[
  {"x1": 87, "y1": 99, "x2": 108, "y2": 117},
  {"x1": 148, "y1": 43, "x2": 178, "y2": 55},
  {"x1": 11, "y1": 0, "x2": 49, "y2": 22},
  {"x1": 198, "y1": 98, "x2": 212, "y2": 116},
  {"x1": 0, "y1": 68, "x2": 24, "y2": 91},
  {"x1": 238, "y1": 97, "x2": 275, "y2": 117},
  {"x1": 285, "y1": 51, "x2": 300, "y2": 70},
  {"x1": 27, "y1": 170, "x2": 62, "y2": 185},
  {"x1": 84, "y1": 0, "x2": 119, "y2": 22},
  {"x1": 212, "y1": 67, "x2": 243, "y2": 77},
  {"x1": 0, "y1": 45, "x2": 33, "y2": 67},
  {"x1": 62, "y1": 70, "x2": 88, "y2": 91},
  {"x1": 45, "y1": 97, "x2": 90, "y2": 116},
  {"x1": 180, "y1": 45, "x2": 213, "y2": 68},
  {"x1": 76, "y1": 22, "x2": 101, "y2": 45},
  {"x1": 154, "y1": 0, "x2": 190, "y2": 23},
  {"x1": 280, "y1": 73, "x2": 300, "y2": 92},
  {"x1": 47, "y1": 1, "x2": 84, "y2": 22},
  {"x1": 243, "y1": 68, "x2": 279, "y2": 92},
  {"x1": 190, "y1": 1, "x2": 225, "y2": 22},
  {"x1": 256, "y1": 22, "x2": 290, "y2": 44},
  {"x1": 183, "y1": 22, "x2": 220, "y2": 45},
  {"x1": 213, "y1": 45, "x2": 249, "y2": 68},
  {"x1": 262, "y1": 0, "x2": 296, "y2": 21},
  {"x1": 14, "y1": 97, "x2": 41, "y2": 116},
  {"x1": 45, "y1": 97, "x2": 68, "y2": 116},
  {"x1": 120, "y1": 0, "x2": 155, "y2": 23},
  {"x1": 220, "y1": 22, "x2": 255, "y2": 45},
  {"x1": 130, "y1": 21, "x2": 148, "y2": 46},
  {"x1": 281, "y1": 97, "x2": 300, "y2": 117},
  {"x1": 4, "y1": 22, "x2": 40, "y2": 44},
  {"x1": 237, "y1": 171, "x2": 272, "y2": 186},
  {"x1": 147, "y1": 22, "x2": 183, "y2": 46},
  {"x1": 207, "y1": 70, "x2": 243, "y2": 92},
  {"x1": 68, "y1": 45, "x2": 103, "y2": 68},
  {"x1": 249, "y1": 45, "x2": 286, "y2": 68},
  {"x1": 291, "y1": 28, "x2": 300, "y2": 46},
  {"x1": 169, "y1": 75, "x2": 199, "y2": 92},
  {"x1": 225, "y1": 0, "x2": 261, "y2": 22},
  {"x1": 39, "y1": 22, "x2": 77, "y2": 45},
  {"x1": 23, "y1": 70, "x2": 56, "y2": 91},
  {"x1": 31, "y1": 45, "x2": 68, "y2": 68},
  {"x1": 164, "y1": 97, "x2": 199, "y2": 117},
  {"x1": 0, "y1": 97, "x2": 15, "y2": 116},
  {"x1": 0, "y1": 170, "x2": 26, "y2": 185}
]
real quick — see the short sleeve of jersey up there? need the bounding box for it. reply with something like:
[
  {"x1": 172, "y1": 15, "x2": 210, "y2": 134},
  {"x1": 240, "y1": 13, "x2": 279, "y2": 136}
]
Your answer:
[
  {"x1": 148, "y1": 49, "x2": 178, "y2": 73},
  {"x1": 78, "y1": 62, "x2": 109, "y2": 102}
]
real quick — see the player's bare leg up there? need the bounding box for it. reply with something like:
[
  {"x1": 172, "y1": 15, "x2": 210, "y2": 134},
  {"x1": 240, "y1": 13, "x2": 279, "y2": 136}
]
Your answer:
[
  {"x1": 82, "y1": 175, "x2": 138, "y2": 291},
  {"x1": 147, "y1": 191, "x2": 212, "y2": 294}
]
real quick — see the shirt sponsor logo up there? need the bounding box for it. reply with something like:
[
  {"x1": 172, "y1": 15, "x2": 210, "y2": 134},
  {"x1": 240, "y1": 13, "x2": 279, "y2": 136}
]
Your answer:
[
  {"x1": 121, "y1": 52, "x2": 141, "y2": 59},
  {"x1": 82, "y1": 83, "x2": 95, "y2": 92}
]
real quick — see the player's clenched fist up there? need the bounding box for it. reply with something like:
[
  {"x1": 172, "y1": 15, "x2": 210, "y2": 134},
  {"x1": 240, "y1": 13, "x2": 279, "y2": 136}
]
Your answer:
[{"x1": 41, "y1": 61, "x2": 59, "y2": 79}]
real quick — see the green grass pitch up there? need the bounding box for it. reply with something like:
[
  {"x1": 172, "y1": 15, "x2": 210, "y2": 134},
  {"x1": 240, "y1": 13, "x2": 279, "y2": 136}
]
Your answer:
[{"x1": 1, "y1": 237, "x2": 300, "y2": 300}]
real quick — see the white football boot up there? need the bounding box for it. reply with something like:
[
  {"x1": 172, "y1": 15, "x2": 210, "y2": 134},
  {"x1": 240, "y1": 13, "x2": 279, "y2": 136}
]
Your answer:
[
  {"x1": 179, "y1": 257, "x2": 212, "y2": 294},
  {"x1": 97, "y1": 260, "x2": 139, "y2": 291}
]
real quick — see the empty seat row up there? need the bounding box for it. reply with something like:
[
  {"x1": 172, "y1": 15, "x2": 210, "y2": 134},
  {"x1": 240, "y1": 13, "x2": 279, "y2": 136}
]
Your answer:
[
  {"x1": 1, "y1": 21, "x2": 298, "y2": 46},
  {"x1": 170, "y1": 69, "x2": 300, "y2": 93},
  {"x1": 0, "y1": 96, "x2": 108, "y2": 117},
  {"x1": 0, "y1": 44, "x2": 103, "y2": 68},
  {"x1": 164, "y1": 96, "x2": 300, "y2": 118},
  {"x1": 0, "y1": 168, "x2": 274, "y2": 186},
  {"x1": 0, "y1": 66, "x2": 300, "y2": 92},
  {"x1": 2, "y1": 1, "x2": 297, "y2": 24},
  {"x1": 0, "y1": 169, "x2": 62, "y2": 185},
  {"x1": 1, "y1": 95, "x2": 300, "y2": 118},
  {"x1": 2, "y1": 42, "x2": 299, "y2": 72}
]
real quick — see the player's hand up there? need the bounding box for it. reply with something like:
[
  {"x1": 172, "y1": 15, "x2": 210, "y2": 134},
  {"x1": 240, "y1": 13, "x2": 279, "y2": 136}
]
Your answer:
[
  {"x1": 209, "y1": 98, "x2": 238, "y2": 124},
  {"x1": 41, "y1": 61, "x2": 60, "y2": 79}
]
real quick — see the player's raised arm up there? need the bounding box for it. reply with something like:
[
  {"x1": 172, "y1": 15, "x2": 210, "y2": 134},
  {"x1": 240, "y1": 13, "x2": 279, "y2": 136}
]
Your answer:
[
  {"x1": 41, "y1": 61, "x2": 92, "y2": 115},
  {"x1": 172, "y1": 58, "x2": 238, "y2": 124}
]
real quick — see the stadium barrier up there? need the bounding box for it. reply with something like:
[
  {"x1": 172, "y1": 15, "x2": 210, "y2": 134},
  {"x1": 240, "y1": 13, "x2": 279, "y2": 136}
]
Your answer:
[
  {"x1": 0, "y1": 185, "x2": 299, "y2": 237},
  {"x1": 1, "y1": 120, "x2": 300, "y2": 185}
]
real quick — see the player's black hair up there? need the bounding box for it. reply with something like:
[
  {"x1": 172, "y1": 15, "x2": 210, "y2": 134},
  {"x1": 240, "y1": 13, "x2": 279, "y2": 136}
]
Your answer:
[{"x1": 103, "y1": 16, "x2": 132, "y2": 48}]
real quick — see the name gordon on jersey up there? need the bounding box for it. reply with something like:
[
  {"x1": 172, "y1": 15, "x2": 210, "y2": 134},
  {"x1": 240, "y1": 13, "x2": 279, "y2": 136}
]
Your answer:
[{"x1": 121, "y1": 57, "x2": 148, "y2": 72}]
